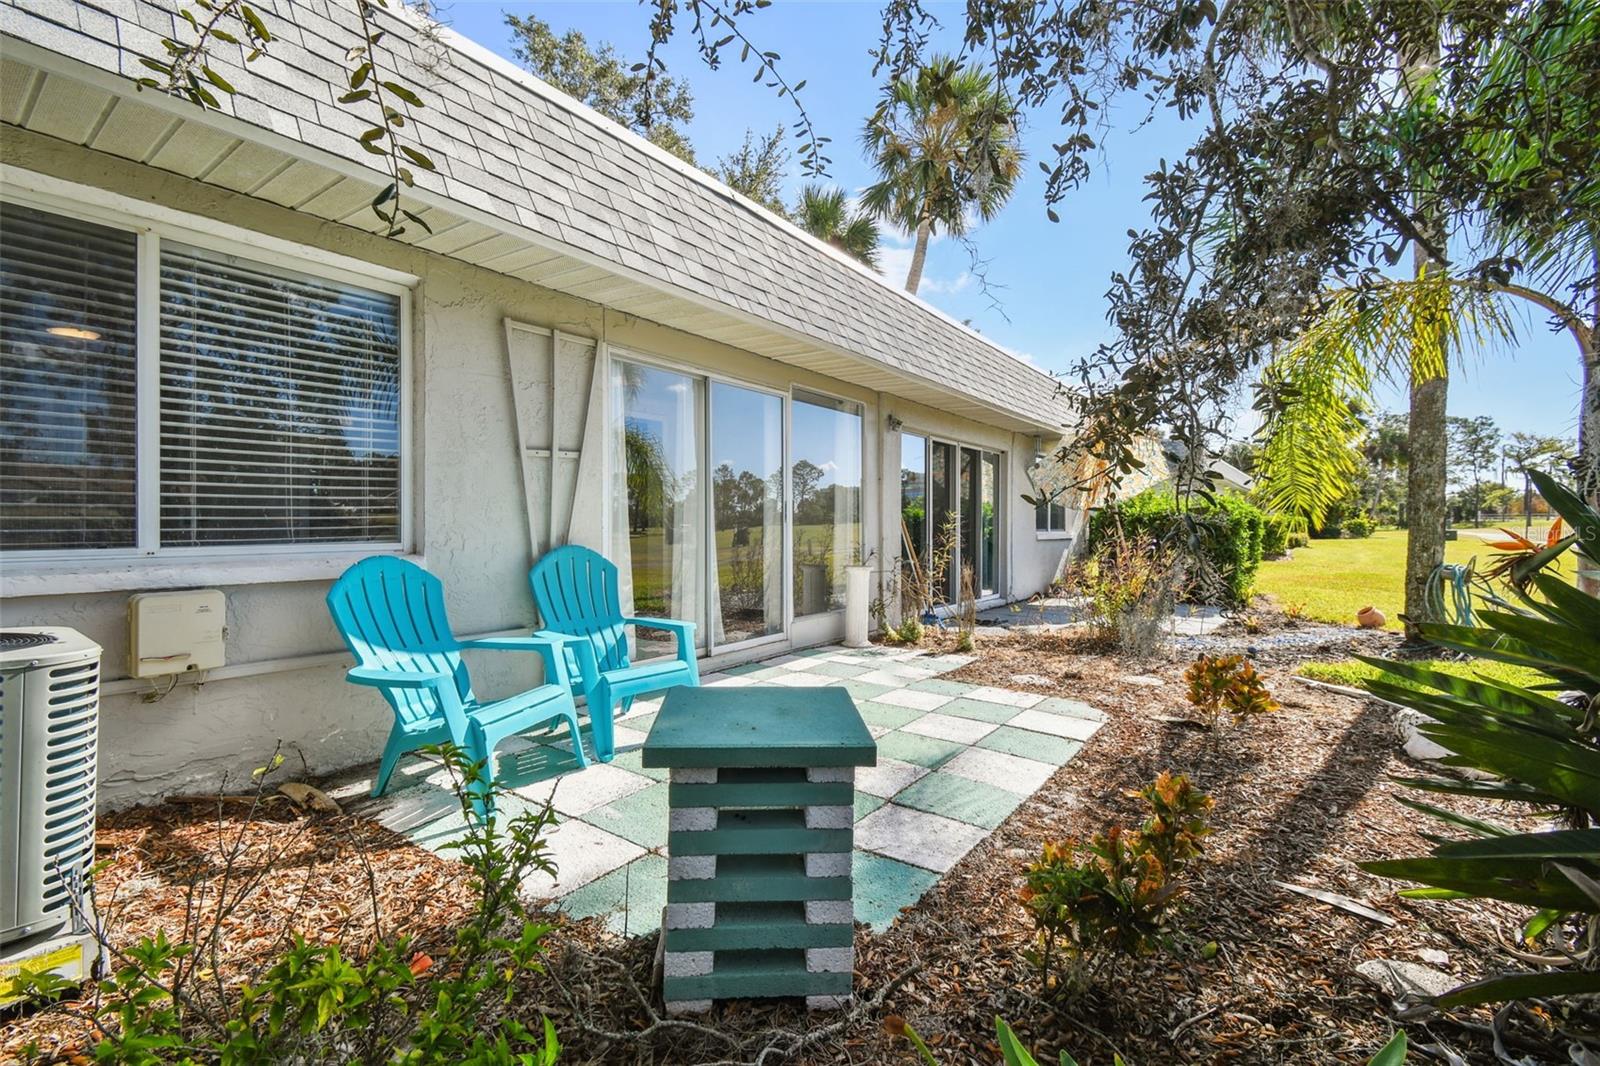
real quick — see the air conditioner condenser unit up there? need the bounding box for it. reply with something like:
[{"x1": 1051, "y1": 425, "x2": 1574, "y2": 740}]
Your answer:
[{"x1": 1, "y1": 627, "x2": 104, "y2": 1006}]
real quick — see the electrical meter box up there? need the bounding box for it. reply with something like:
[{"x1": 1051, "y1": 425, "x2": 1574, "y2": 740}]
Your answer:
[{"x1": 128, "y1": 590, "x2": 226, "y2": 678}]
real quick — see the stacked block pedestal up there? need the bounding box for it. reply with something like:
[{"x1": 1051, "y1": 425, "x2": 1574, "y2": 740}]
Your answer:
[{"x1": 641, "y1": 687, "x2": 876, "y2": 1016}]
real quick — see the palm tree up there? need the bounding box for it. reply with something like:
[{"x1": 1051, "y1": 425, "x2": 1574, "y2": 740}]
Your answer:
[
  {"x1": 794, "y1": 185, "x2": 879, "y2": 268},
  {"x1": 861, "y1": 56, "x2": 1022, "y2": 294}
]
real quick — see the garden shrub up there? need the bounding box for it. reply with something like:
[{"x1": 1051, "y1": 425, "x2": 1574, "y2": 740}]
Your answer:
[
  {"x1": 1064, "y1": 529, "x2": 1188, "y2": 656},
  {"x1": 1020, "y1": 772, "x2": 1213, "y2": 990},
  {"x1": 1088, "y1": 489, "x2": 1265, "y2": 605},
  {"x1": 1184, "y1": 654, "x2": 1280, "y2": 730},
  {"x1": 1343, "y1": 513, "x2": 1375, "y2": 538},
  {"x1": 1260, "y1": 513, "x2": 1306, "y2": 557}
]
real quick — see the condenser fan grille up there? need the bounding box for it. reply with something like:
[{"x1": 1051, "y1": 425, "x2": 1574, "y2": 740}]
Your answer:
[{"x1": 0, "y1": 631, "x2": 61, "y2": 652}]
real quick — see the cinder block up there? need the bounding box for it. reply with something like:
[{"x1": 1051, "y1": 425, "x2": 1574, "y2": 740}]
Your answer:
[
  {"x1": 805, "y1": 900, "x2": 852, "y2": 926},
  {"x1": 668, "y1": 855, "x2": 716, "y2": 880},
  {"x1": 671, "y1": 767, "x2": 718, "y2": 784},
  {"x1": 807, "y1": 994, "x2": 851, "y2": 1010},
  {"x1": 806, "y1": 766, "x2": 854, "y2": 784},
  {"x1": 664, "y1": 902, "x2": 715, "y2": 929},
  {"x1": 669, "y1": 806, "x2": 718, "y2": 832},
  {"x1": 805, "y1": 805, "x2": 852, "y2": 829},
  {"x1": 666, "y1": 999, "x2": 713, "y2": 1016},
  {"x1": 806, "y1": 947, "x2": 853, "y2": 973},
  {"x1": 804, "y1": 851, "x2": 851, "y2": 878},
  {"x1": 664, "y1": 951, "x2": 714, "y2": 977}
]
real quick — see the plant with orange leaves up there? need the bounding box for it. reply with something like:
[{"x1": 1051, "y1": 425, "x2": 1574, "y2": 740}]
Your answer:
[
  {"x1": 1184, "y1": 654, "x2": 1280, "y2": 730},
  {"x1": 1480, "y1": 517, "x2": 1570, "y2": 589},
  {"x1": 1019, "y1": 773, "x2": 1212, "y2": 991}
]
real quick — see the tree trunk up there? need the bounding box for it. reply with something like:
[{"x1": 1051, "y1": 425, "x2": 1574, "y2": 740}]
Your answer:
[
  {"x1": 904, "y1": 219, "x2": 932, "y2": 294},
  {"x1": 1404, "y1": 365, "x2": 1449, "y2": 638}
]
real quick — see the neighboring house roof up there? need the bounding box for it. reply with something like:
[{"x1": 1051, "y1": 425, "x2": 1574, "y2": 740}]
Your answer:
[{"x1": 0, "y1": 0, "x2": 1070, "y2": 433}]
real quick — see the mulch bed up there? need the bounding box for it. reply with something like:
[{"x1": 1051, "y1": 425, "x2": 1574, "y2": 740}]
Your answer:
[
  {"x1": 4, "y1": 625, "x2": 1574, "y2": 1064},
  {"x1": 3, "y1": 794, "x2": 477, "y2": 1061}
]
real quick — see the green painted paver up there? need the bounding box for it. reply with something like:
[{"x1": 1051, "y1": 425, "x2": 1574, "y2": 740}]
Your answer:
[
  {"x1": 719, "y1": 662, "x2": 769, "y2": 676},
  {"x1": 559, "y1": 854, "x2": 667, "y2": 937},
  {"x1": 855, "y1": 701, "x2": 925, "y2": 730},
  {"x1": 978, "y1": 726, "x2": 1084, "y2": 765},
  {"x1": 584, "y1": 782, "x2": 669, "y2": 849},
  {"x1": 875, "y1": 730, "x2": 964, "y2": 769},
  {"x1": 642, "y1": 687, "x2": 874, "y2": 768},
  {"x1": 852, "y1": 850, "x2": 941, "y2": 931},
  {"x1": 893, "y1": 771, "x2": 1025, "y2": 830},
  {"x1": 1032, "y1": 697, "x2": 1105, "y2": 720},
  {"x1": 936, "y1": 697, "x2": 1024, "y2": 725},
  {"x1": 907, "y1": 678, "x2": 974, "y2": 696},
  {"x1": 609, "y1": 746, "x2": 669, "y2": 782},
  {"x1": 854, "y1": 791, "x2": 886, "y2": 821},
  {"x1": 621, "y1": 711, "x2": 657, "y2": 735},
  {"x1": 804, "y1": 660, "x2": 872, "y2": 679},
  {"x1": 840, "y1": 680, "x2": 895, "y2": 702}
]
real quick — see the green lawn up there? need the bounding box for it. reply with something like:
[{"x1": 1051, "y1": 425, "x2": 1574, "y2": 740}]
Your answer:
[
  {"x1": 1254, "y1": 528, "x2": 1521, "y2": 631},
  {"x1": 1296, "y1": 657, "x2": 1551, "y2": 691}
]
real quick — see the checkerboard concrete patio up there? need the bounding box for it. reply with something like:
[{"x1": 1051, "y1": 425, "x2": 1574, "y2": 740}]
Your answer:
[{"x1": 333, "y1": 644, "x2": 1104, "y2": 936}]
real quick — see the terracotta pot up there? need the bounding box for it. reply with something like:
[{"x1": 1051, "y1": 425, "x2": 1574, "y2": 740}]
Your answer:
[{"x1": 1356, "y1": 605, "x2": 1386, "y2": 629}]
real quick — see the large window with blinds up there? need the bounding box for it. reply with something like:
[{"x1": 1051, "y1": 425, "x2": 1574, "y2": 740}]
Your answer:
[{"x1": 0, "y1": 198, "x2": 407, "y2": 557}]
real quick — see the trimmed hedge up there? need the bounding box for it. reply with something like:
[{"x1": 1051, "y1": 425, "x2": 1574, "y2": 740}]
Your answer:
[
  {"x1": 1261, "y1": 513, "x2": 1308, "y2": 557},
  {"x1": 1088, "y1": 489, "x2": 1266, "y2": 605}
]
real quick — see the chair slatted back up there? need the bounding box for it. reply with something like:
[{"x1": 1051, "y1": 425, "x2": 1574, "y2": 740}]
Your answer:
[
  {"x1": 327, "y1": 557, "x2": 474, "y2": 726},
  {"x1": 528, "y1": 545, "x2": 630, "y2": 675}
]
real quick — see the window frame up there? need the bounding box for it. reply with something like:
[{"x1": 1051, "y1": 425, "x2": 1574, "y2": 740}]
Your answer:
[
  {"x1": 1035, "y1": 494, "x2": 1071, "y2": 538},
  {"x1": 0, "y1": 180, "x2": 415, "y2": 567}
]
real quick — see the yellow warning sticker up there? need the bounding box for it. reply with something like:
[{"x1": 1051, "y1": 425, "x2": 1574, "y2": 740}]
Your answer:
[{"x1": 1, "y1": 942, "x2": 89, "y2": 1006}]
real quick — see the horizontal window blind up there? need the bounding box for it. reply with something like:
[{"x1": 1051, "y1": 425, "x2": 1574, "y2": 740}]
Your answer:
[
  {"x1": 158, "y1": 242, "x2": 402, "y2": 547},
  {"x1": 0, "y1": 201, "x2": 139, "y2": 551}
]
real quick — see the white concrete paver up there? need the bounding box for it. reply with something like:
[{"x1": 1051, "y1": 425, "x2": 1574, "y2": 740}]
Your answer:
[
  {"x1": 855, "y1": 803, "x2": 989, "y2": 872},
  {"x1": 1008, "y1": 708, "x2": 1102, "y2": 741},
  {"x1": 963, "y1": 685, "x2": 1045, "y2": 708},
  {"x1": 520, "y1": 762, "x2": 653, "y2": 816},
  {"x1": 942, "y1": 747, "x2": 1057, "y2": 796},
  {"x1": 902, "y1": 712, "x2": 997, "y2": 745},
  {"x1": 524, "y1": 820, "x2": 645, "y2": 896},
  {"x1": 855, "y1": 757, "x2": 930, "y2": 798},
  {"x1": 872, "y1": 687, "x2": 953, "y2": 712}
]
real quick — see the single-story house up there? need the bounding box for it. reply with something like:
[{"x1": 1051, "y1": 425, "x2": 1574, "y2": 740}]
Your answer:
[{"x1": 0, "y1": 0, "x2": 1081, "y2": 808}]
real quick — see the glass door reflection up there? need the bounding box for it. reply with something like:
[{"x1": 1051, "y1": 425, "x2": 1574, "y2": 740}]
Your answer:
[{"x1": 709, "y1": 381, "x2": 784, "y2": 647}]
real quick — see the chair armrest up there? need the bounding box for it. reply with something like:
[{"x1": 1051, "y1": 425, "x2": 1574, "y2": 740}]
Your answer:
[
  {"x1": 345, "y1": 665, "x2": 451, "y2": 690},
  {"x1": 533, "y1": 630, "x2": 599, "y2": 689},
  {"x1": 624, "y1": 616, "x2": 697, "y2": 635}
]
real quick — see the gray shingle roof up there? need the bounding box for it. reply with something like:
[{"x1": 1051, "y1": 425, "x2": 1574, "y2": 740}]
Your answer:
[{"x1": 2, "y1": 0, "x2": 1069, "y2": 428}]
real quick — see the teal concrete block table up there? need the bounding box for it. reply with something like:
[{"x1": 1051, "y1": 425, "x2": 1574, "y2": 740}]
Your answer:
[{"x1": 642, "y1": 685, "x2": 876, "y2": 1015}]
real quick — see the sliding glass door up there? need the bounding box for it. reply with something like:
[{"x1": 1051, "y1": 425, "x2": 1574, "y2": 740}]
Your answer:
[
  {"x1": 901, "y1": 434, "x2": 1003, "y2": 605},
  {"x1": 792, "y1": 389, "x2": 863, "y2": 618},
  {"x1": 709, "y1": 382, "x2": 784, "y2": 647},
  {"x1": 609, "y1": 359, "x2": 706, "y2": 657}
]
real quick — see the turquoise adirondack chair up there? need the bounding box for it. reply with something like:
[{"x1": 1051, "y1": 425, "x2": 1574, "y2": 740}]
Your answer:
[
  {"x1": 527, "y1": 545, "x2": 699, "y2": 762},
  {"x1": 327, "y1": 556, "x2": 588, "y2": 813}
]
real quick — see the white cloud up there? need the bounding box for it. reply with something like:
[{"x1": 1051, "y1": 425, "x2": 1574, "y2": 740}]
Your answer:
[{"x1": 873, "y1": 230, "x2": 969, "y2": 296}]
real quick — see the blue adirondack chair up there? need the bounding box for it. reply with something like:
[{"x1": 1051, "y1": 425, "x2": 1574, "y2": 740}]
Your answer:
[
  {"x1": 327, "y1": 556, "x2": 588, "y2": 814},
  {"x1": 527, "y1": 544, "x2": 699, "y2": 762}
]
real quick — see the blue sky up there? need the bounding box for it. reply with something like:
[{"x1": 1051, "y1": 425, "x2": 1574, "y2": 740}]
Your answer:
[{"x1": 442, "y1": 1, "x2": 1569, "y2": 443}]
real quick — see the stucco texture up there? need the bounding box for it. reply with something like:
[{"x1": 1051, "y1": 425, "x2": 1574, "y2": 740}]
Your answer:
[{"x1": 1, "y1": 129, "x2": 1077, "y2": 808}]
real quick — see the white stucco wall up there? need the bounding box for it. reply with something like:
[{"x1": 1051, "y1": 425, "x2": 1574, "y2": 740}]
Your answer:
[{"x1": 0, "y1": 127, "x2": 1079, "y2": 809}]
